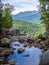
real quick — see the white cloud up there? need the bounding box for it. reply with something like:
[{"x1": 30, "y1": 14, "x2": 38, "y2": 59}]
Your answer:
[
  {"x1": 11, "y1": 5, "x2": 38, "y2": 15},
  {"x1": 2, "y1": 0, "x2": 39, "y2": 15}
]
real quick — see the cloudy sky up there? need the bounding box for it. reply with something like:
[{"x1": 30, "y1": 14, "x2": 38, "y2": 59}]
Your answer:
[{"x1": 2, "y1": 0, "x2": 39, "y2": 15}]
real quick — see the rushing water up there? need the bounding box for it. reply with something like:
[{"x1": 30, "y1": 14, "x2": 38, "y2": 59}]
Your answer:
[{"x1": 8, "y1": 41, "x2": 42, "y2": 65}]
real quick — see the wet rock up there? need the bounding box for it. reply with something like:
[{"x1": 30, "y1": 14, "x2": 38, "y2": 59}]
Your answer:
[
  {"x1": 23, "y1": 54, "x2": 30, "y2": 57},
  {"x1": 39, "y1": 50, "x2": 49, "y2": 65},
  {"x1": 23, "y1": 44, "x2": 27, "y2": 47},
  {"x1": 8, "y1": 60, "x2": 17, "y2": 65},
  {"x1": 34, "y1": 43, "x2": 38, "y2": 47},
  {"x1": 14, "y1": 44, "x2": 20, "y2": 46},
  {"x1": 12, "y1": 48, "x2": 16, "y2": 50},
  {"x1": 28, "y1": 43, "x2": 33, "y2": 48},
  {"x1": 17, "y1": 48, "x2": 25, "y2": 54},
  {"x1": 18, "y1": 38, "x2": 26, "y2": 43}
]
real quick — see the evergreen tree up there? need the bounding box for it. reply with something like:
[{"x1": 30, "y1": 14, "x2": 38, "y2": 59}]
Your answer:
[
  {"x1": 0, "y1": 0, "x2": 13, "y2": 28},
  {"x1": 3, "y1": 5, "x2": 13, "y2": 28}
]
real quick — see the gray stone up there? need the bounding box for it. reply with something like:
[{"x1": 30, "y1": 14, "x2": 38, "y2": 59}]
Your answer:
[
  {"x1": 9, "y1": 28, "x2": 20, "y2": 36},
  {"x1": 39, "y1": 50, "x2": 49, "y2": 65}
]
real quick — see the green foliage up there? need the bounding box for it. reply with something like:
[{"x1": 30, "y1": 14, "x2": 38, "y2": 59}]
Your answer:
[
  {"x1": 0, "y1": 2, "x2": 13, "y2": 28},
  {"x1": 39, "y1": 0, "x2": 49, "y2": 28},
  {"x1": 38, "y1": 33, "x2": 47, "y2": 40},
  {"x1": 38, "y1": 34, "x2": 43, "y2": 39},
  {"x1": 13, "y1": 20, "x2": 45, "y2": 36},
  {"x1": 3, "y1": 8, "x2": 13, "y2": 28}
]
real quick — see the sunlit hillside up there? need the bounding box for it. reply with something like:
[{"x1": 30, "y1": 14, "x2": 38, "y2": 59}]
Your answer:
[{"x1": 13, "y1": 20, "x2": 46, "y2": 36}]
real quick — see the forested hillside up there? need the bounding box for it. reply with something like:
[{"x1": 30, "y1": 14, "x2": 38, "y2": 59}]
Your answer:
[{"x1": 13, "y1": 20, "x2": 45, "y2": 36}]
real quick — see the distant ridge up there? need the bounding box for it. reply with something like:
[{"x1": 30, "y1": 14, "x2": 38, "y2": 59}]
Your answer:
[{"x1": 12, "y1": 11, "x2": 41, "y2": 23}]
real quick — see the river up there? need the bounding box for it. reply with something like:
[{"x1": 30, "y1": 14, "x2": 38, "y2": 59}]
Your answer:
[{"x1": 8, "y1": 41, "x2": 42, "y2": 65}]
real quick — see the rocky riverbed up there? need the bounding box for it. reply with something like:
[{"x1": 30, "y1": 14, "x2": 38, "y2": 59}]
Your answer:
[{"x1": 0, "y1": 28, "x2": 49, "y2": 65}]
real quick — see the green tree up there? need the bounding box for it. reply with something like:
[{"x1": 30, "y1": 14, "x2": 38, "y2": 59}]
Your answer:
[
  {"x1": 3, "y1": 3, "x2": 13, "y2": 28},
  {"x1": 0, "y1": 0, "x2": 13, "y2": 28},
  {"x1": 3, "y1": 7, "x2": 13, "y2": 28},
  {"x1": 39, "y1": 0, "x2": 49, "y2": 37}
]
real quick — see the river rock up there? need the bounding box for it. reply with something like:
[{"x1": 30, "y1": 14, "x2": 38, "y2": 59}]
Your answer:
[
  {"x1": 14, "y1": 44, "x2": 20, "y2": 46},
  {"x1": 17, "y1": 48, "x2": 24, "y2": 54},
  {"x1": 10, "y1": 36, "x2": 18, "y2": 42},
  {"x1": 18, "y1": 38, "x2": 26, "y2": 43},
  {"x1": 28, "y1": 43, "x2": 33, "y2": 48},
  {"x1": 0, "y1": 47, "x2": 4, "y2": 53},
  {"x1": 12, "y1": 48, "x2": 16, "y2": 50},
  {"x1": 23, "y1": 44, "x2": 27, "y2": 47},
  {"x1": 1, "y1": 37, "x2": 11, "y2": 45},
  {"x1": 9, "y1": 28, "x2": 20, "y2": 36},
  {"x1": 40, "y1": 41, "x2": 45, "y2": 46},
  {"x1": 27, "y1": 38, "x2": 34, "y2": 44},
  {"x1": 23, "y1": 54, "x2": 30, "y2": 57},
  {"x1": 0, "y1": 48, "x2": 13, "y2": 56},
  {"x1": 37, "y1": 39, "x2": 41, "y2": 43},
  {"x1": 39, "y1": 50, "x2": 49, "y2": 65},
  {"x1": 8, "y1": 60, "x2": 17, "y2": 65}
]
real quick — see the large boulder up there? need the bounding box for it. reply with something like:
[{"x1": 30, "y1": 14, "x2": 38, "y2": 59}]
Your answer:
[
  {"x1": 1, "y1": 38, "x2": 10, "y2": 44},
  {"x1": 9, "y1": 28, "x2": 20, "y2": 36},
  {"x1": 1, "y1": 38, "x2": 11, "y2": 47},
  {"x1": 39, "y1": 50, "x2": 49, "y2": 65}
]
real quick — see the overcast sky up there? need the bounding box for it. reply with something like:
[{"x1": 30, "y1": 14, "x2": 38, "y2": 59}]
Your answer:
[{"x1": 2, "y1": 0, "x2": 39, "y2": 15}]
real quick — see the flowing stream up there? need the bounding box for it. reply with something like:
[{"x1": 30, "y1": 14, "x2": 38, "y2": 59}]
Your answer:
[{"x1": 8, "y1": 41, "x2": 42, "y2": 65}]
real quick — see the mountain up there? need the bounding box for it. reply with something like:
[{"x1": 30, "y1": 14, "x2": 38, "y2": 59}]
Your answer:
[{"x1": 12, "y1": 11, "x2": 41, "y2": 23}]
